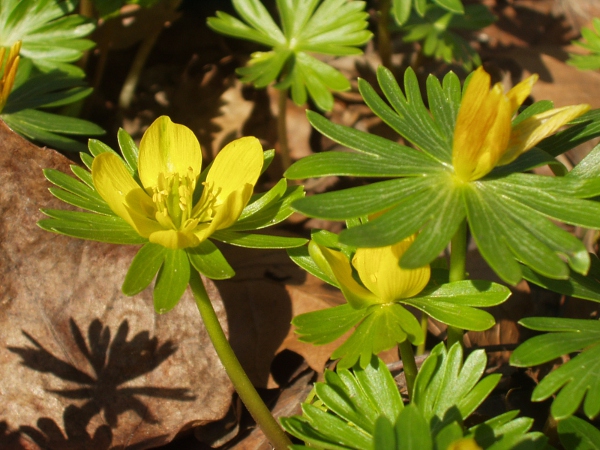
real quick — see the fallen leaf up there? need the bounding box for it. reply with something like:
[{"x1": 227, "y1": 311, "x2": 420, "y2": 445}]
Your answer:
[{"x1": 0, "y1": 119, "x2": 234, "y2": 449}]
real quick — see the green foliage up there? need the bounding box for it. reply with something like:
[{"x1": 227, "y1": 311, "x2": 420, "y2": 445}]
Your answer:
[
  {"x1": 400, "y1": 4, "x2": 495, "y2": 70},
  {"x1": 286, "y1": 66, "x2": 600, "y2": 286},
  {"x1": 511, "y1": 317, "x2": 600, "y2": 420},
  {"x1": 38, "y1": 128, "x2": 306, "y2": 312},
  {"x1": 392, "y1": 0, "x2": 465, "y2": 25},
  {"x1": 207, "y1": 0, "x2": 372, "y2": 111},
  {"x1": 558, "y1": 416, "x2": 600, "y2": 450},
  {"x1": 0, "y1": 2, "x2": 103, "y2": 151},
  {"x1": 0, "y1": 0, "x2": 95, "y2": 77},
  {"x1": 282, "y1": 344, "x2": 548, "y2": 449},
  {"x1": 568, "y1": 18, "x2": 600, "y2": 71}
]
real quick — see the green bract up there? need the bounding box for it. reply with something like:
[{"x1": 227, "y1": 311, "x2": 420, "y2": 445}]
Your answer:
[
  {"x1": 0, "y1": 0, "x2": 95, "y2": 77},
  {"x1": 39, "y1": 121, "x2": 306, "y2": 313},
  {"x1": 286, "y1": 66, "x2": 600, "y2": 285},
  {"x1": 207, "y1": 0, "x2": 372, "y2": 111},
  {"x1": 282, "y1": 343, "x2": 548, "y2": 449}
]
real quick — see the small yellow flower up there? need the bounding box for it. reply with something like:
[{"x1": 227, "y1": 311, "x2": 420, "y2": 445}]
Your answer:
[
  {"x1": 311, "y1": 235, "x2": 431, "y2": 309},
  {"x1": 447, "y1": 438, "x2": 482, "y2": 450},
  {"x1": 0, "y1": 41, "x2": 21, "y2": 113},
  {"x1": 92, "y1": 116, "x2": 263, "y2": 249},
  {"x1": 452, "y1": 66, "x2": 590, "y2": 182}
]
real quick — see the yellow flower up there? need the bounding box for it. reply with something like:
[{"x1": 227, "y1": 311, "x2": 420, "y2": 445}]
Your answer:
[
  {"x1": 452, "y1": 66, "x2": 590, "y2": 182},
  {"x1": 92, "y1": 116, "x2": 263, "y2": 249},
  {"x1": 0, "y1": 41, "x2": 21, "y2": 113},
  {"x1": 311, "y1": 235, "x2": 431, "y2": 309}
]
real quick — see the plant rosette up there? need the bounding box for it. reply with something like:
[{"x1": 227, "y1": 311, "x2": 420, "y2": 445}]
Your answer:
[{"x1": 39, "y1": 116, "x2": 306, "y2": 312}]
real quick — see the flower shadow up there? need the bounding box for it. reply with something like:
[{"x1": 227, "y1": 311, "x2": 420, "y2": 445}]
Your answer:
[{"x1": 8, "y1": 318, "x2": 196, "y2": 429}]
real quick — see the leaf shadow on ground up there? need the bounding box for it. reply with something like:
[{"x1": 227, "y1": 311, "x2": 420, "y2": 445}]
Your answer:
[{"x1": 7, "y1": 318, "x2": 197, "y2": 448}]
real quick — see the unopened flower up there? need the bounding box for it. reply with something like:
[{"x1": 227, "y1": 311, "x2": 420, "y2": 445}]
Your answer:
[
  {"x1": 92, "y1": 116, "x2": 263, "y2": 249},
  {"x1": 312, "y1": 235, "x2": 431, "y2": 309},
  {"x1": 452, "y1": 66, "x2": 590, "y2": 182},
  {"x1": 0, "y1": 41, "x2": 21, "y2": 113}
]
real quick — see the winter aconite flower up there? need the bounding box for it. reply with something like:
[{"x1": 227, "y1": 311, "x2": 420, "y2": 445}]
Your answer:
[
  {"x1": 40, "y1": 115, "x2": 306, "y2": 311},
  {"x1": 0, "y1": 41, "x2": 21, "y2": 113},
  {"x1": 313, "y1": 235, "x2": 430, "y2": 309},
  {"x1": 292, "y1": 232, "x2": 509, "y2": 368},
  {"x1": 452, "y1": 66, "x2": 590, "y2": 181},
  {"x1": 92, "y1": 116, "x2": 262, "y2": 250}
]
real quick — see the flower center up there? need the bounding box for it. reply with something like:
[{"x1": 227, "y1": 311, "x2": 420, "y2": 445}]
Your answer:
[{"x1": 151, "y1": 168, "x2": 218, "y2": 232}]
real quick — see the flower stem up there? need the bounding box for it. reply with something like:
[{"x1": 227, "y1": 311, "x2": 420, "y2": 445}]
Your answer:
[
  {"x1": 378, "y1": 0, "x2": 393, "y2": 69},
  {"x1": 189, "y1": 271, "x2": 292, "y2": 450},
  {"x1": 398, "y1": 339, "x2": 418, "y2": 400},
  {"x1": 416, "y1": 312, "x2": 428, "y2": 356},
  {"x1": 448, "y1": 218, "x2": 468, "y2": 347},
  {"x1": 277, "y1": 87, "x2": 291, "y2": 172}
]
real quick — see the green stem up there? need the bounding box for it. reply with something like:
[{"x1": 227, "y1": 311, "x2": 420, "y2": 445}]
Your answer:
[
  {"x1": 416, "y1": 312, "x2": 428, "y2": 356},
  {"x1": 447, "y1": 219, "x2": 467, "y2": 347},
  {"x1": 378, "y1": 0, "x2": 393, "y2": 69},
  {"x1": 189, "y1": 271, "x2": 292, "y2": 450},
  {"x1": 398, "y1": 340, "x2": 418, "y2": 400},
  {"x1": 277, "y1": 87, "x2": 291, "y2": 172}
]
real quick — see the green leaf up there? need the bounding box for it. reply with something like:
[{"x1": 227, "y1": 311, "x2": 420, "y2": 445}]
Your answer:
[
  {"x1": 558, "y1": 416, "x2": 600, "y2": 450},
  {"x1": 332, "y1": 303, "x2": 424, "y2": 369},
  {"x1": 413, "y1": 342, "x2": 501, "y2": 431},
  {"x1": 521, "y1": 254, "x2": 600, "y2": 303},
  {"x1": 38, "y1": 210, "x2": 146, "y2": 245},
  {"x1": 434, "y1": 0, "x2": 464, "y2": 14},
  {"x1": 117, "y1": 127, "x2": 139, "y2": 174},
  {"x1": 153, "y1": 249, "x2": 190, "y2": 313},
  {"x1": 403, "y1": 280, "x2": 509, "y2": 331},
  {"x1": 392, "y1": 0, "x2": 412, "y2": 24},
  {"x1": 511, "y1": 317, "x2": 600, "y2": 420},
  {"x1": 122, "y1": 243, "x2": 166, "y2": 296},
  {"x1": 0, "y1": 0, "x2": 95, "y2": 76},
  {"x1": 292, "y1": 303, "x2": 367, "y2": 345},
  {"x1": 232, "y1": 184, "x2": 304, "y2": 231},
  {"x1": 211, "y1": 230, "x2": 307, "y2": 249},
  {"x1": 186, "y1": 240, "x2": 235, "y2": 280},
  {"x1": 396, "y1": 405, "x2": 433, "y2": 449}
]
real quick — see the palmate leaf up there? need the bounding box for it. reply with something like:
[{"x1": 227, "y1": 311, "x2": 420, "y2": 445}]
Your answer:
[
  {"x1": 282, "y1": 347, "x2": 546, "y2": 450},
  {"x1": 208, "y1": 0, "x2": 372, "y2": 111},
  {"x1": 392, "y1": 0, "x2": 465, "y2": 25},
  {"x1": 568, "y1": 18, "x2": 600, "y2": 71},
  {"x1": 511, "y1": 317, "x2": 600, "y2": 420},
  {"x1": 558, "y1": 416, "x2": 600, "y2": 450},
  {"x1": 0, "y1": 0, "x2": 95, "y2": 77},
  {"x1": 288, "y1": 66, "x2": 600, "y2": 285}
]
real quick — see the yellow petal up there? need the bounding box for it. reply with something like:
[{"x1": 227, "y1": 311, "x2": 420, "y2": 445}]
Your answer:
[
  {"x1": 206, "y1": 137, "x2": 263, "y2": 201},
  {"x1": 315, "y1": 244, "x2": 378, "y2": 309},
  {"x1": 500, "y1": 104, "x2": 591, "y2": 165},
  {"x1": 506, "y1": 74, "x2": 537, "y2": 114},
  {"x1": 92, "y1": 152, "x2": 160, "y2": 236},
  {"x1": 138, "y1": 116, "x2": 202, "y2": 190},
  {"x1": 452, "y1": 69, "x2": 512, "y2": 181},
  {"x1": 149, "y1": 229, "x2": 199, "y2": 249},
  {"x1": 352, "y1": 238, "x2": 430, "y2": 303}
]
